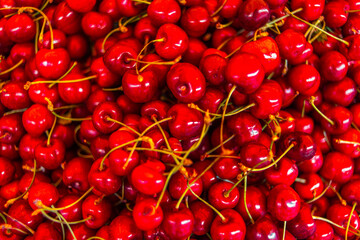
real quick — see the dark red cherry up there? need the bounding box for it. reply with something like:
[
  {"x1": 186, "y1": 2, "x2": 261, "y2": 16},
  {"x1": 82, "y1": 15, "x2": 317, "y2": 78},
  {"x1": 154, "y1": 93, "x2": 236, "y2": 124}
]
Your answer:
[
  {"x1": 109, "y1": 215, "x2": 143, "y2": 239},
  {"x1": 280, "y1": 132, "x2": 317, "y2": 161},
  {"x1": 323, "y1": 77, "x2": 357, "y2": 107},
  {"x1": 297, "y1": 147, "x2": 323, "y2": 173},
  {"x1": 0, "y1": 114, "x2": 25, "y2": 144},
  {"x1": 307, "y1": 220, "x2": 334, "y2": 240},
  {"x1": 155, "y1": 23, "x2": 189, "y2": 60},
  {"x1": 81, "y1": 12, "x2": 113, "y2": 39},
  {"x1": 0, "y1": 157, "x2": 15, "y2": 186},
  {"x1": 213, "y1": 157, "x2": 240, "y2": 180},
  {"x1": 5, "y1": 13, "x2": 35, "y2": 43},
  {"x1": 225, "y1": 53, "x2": 265, "y2": 94},
  {"x1": 326, "y1": 203, "x2": 360, "y2": 238},
  {"x1": 323, "y1": 0, "x2": 349, "y2": 28},
  {"x1": 189, "y1": 200, "x2": 215, "y2": 236},
  {"x1": 168, "y1": 167, "x2": 203, "y2": 200},
  {"x1": 63, "y1": 157, "x2": 92, "y2": 192},
  {"x1": 66, "y1": 34, "x2": 89, "y2": 60},
  {"x1": 240, "y1": 142, "x2": 270, "y2": 169},
  {"x1": 147, "y1": 0, "x2": 181, "y2": 26},
  {"x1": 320, "y1": 51, "x2": 348, "y2": 82},
  {"x1": 182, "y1": 37, "x2": 207, "y2": 66},
  {"x1": 167, "y1": 103, "x2": 204, "y2": 141},
  {"x1": 92, "y1": 101, "x2": 123, "y2": 134},
  {"x1": 245, "y1": 216, "x2": 280, "y2": 240},
  {"x1": 116, "y1": 0, "x2": 146, "y2": 17},
  {"x1": 287, "y1": 203, "x2": 316, "y2": 239},
  {"x1": 267, "y1": 184, "x2": 301, "y2": 221},
  {"x1": 167, "y1": 63, "x2": 206, "y2": 103},
  {"x1": 38, "y1": 29, "x2": 67, "y2": 50},
  {"x1": 199, "y1": 54, "x2": 227, "y2": 86},
  {"x1": 210, "y1": 208, "x2": 246, "y2": 240},
  {"x1": 237, "y1": 0, "x2": 270, "y2": 30}
]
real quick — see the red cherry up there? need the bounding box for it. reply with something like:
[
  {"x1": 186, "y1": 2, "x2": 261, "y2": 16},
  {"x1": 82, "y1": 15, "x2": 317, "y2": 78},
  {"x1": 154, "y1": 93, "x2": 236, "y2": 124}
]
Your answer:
[
  {"x1": 66, "y1": 0, "x2": 96, "y2": 12},
  {"x1": 5, "y1": 13, "x2": 35, "y2": 43},
  {"x1": 326, "y1": 203, "x2": 360, "y2": 237},
  {"x1": 323, "y1": 77, "x2": 357, "y2": 107},
  {"x1": 237, "y1": 0, "x2": 270, "y2": 30},
  {"x1": 28, "y1": 182, "x2": 59, "y2": 210},
  {"x1": 34, "y1": 138, "x2": 66, "y2": 170},
  {"x1": 56, "y1": 194, "x2": 83, "y2": 222},
  {"x1": 133, "y1": 198, "x2": 163, "y2": 231},
  {"x1": 81, "y1": 12, "x2": 113, "y2": 39},
  {"x1": 180, "y1": 6, "x2": 210, "y2": 37},
  {"x1": 168, "y1": 167, "x2": 203, "y2": 200},
  {"x1": 291, "y1": 0, "x2": 325, "y2": 21},
  {"x1": 34, "y1": 222, "x2": 62, "y2": 240},
  {"x1": 63, "y1": 157, "x2": 92, "y2": 192},
  {"x1": 38, "y1": 29, "x2": 67, "y2": 50},
  {"x1": 109, "y1": 215, "x2": 143, "y2": 239},
  {"x1": 35, "y1": 48, "x2": 71, "y2": 80},
  {"x1": 210, "y1": 208, "x2": 246, "y2": 240},
  {"x1": 246, "y1": 216, "x2": 280, "y2": 239},
  {"x1": 236, "y1": 186, "x2": 267, "y2": 223},
  {"x1": 0, "y1": 114, "x2": 25, "y2": 144},
  {"x1": 307, "y1": 220, "x2": 334, "y2": 240},
  {"x1": 287, "y1": 203, "x2": 316, "y2": 239},
  {"x1": 0, "y1": 82, "x2": 31, "y2": 110},
  {"x1": 323, "y1": 0, "x2": 349, "y2": 28},
  {"x1": 208, "y1": 181, "x2": 239, "y2": 210},
  {"x1": 225, "y1": 53, "x2": 265, "y2": 94},
  {"x1": 53, "y1": 2, "x2": 82, "y2": 35},
  {"x1": 147, "y1": 0, "x2": 181, "y2": 26},
  {"x1": 130, "y1": 161, "x2": 165, "y2": 195},
  {"x1": 264, "y1": 157, "x2": 299, "y2": 186},
  {"x1": 66, "y1": 34, "x2": 89, "y2": 60},
  {"x1": 22, "y1": 103, "x2": 55, "y2": 137},
  {"x1": 58, "y1": 73, "x2": 91, "y2": 104},
  {"x1": 116, "y1": 0, "x2": 145, "y2": 17},
  {"x1": 82, "y1": 194, "x2": 112, "y2": 229},
  {"x1": 320, "y1": 151, "x2": 354, "y2": 183}
]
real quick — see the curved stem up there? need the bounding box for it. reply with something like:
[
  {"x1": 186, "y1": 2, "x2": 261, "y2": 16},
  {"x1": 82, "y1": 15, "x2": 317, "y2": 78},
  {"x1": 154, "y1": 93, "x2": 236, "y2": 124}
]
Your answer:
[
  {"x1": 243, "y1": 175, "x2": 254, "y2": 224},
  {"x1": 105, "y1": 117, "x2": 140, "y2": 136},
  {"x1": 220, "y1": 85, "x2": 236, "y2": 153},
  {"x1": 47, "y1": 117, "x2": 57, "y2": 146},
  {"x1": 307, "y1": 180, "x2": 332, "y2": 204},
  {"x1": 0, "y1": 59, "x2": 24, "y2": 76},
  {"x1": 1, "y1": 211, "x2": 35, "y2": 235},
  {"x1": 345, "y1": 202, "x2": 357, "y2": 240},
  {"x1": 282, "y1": 221, "x2": 287, "y2": 240},
  {"x1": 309, "y1": 96, "x2": 334, "y2": 126}
]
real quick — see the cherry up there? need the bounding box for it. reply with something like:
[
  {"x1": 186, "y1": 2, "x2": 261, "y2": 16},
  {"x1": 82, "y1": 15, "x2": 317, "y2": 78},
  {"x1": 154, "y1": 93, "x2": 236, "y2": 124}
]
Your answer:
[
  {"x1": 35, "y1": 48, "x2": 71, "y2": 80},
  {"x1": 227, "y1": 112, "x2": 262, "y2": 146},
  {"x1": 320, "y1": 50, "x2": 348, "y2": 82},
  {"x1": 0, "y1": 157, "x2": 15, "y2": 186},
  {"x1": 213, "y1": 157, "x2": 240, "y2": 180},
  {"x1": 341, "y1": 179, "x2": 360, "y2": 206},
  {"x1": 66, "y1": 0, "x2": 96, "y2": 12},
  {"x1": 323, "y1": 77, "x2": 357, "y2": 107},
  {"x1": 210, "y1": 208, "x2": 246, "y2": 240},
  {"x1": 5, "y1": 13, "x2": 35, "y2": 43},
  {"x1": 246, "y1": 216, "x2": 280, "y2": 239},
  {"x1": 82, "y1": 194, "x2": 112, "y2": 229},
  {"x1": 323, "y1": 0, "x2": 349, "y2": 28},
  {"x1": 147, "y1": 0, "x2": 181, "y2": 26},
  {"x1": 167, "y1": 63, "x2": 206, "y2": 103},
  {"x1": 169, "y1": 167, "x2": 203, "y2": 200},
  {"x1": 122, "y1": 69, "x2": 159, "y2": 103},
  {"x1": 287, "y1": 64, "x2": 320, "y2": 96},
  {"x1": 28, "y1": 182, "x2": 59, "y2": 210},
  {"x1": 237, "y1": 0, "x2": 270, "y2": 30},
  {"x1": 0, "y1": 114, "x2": 25, "y2": 144},
  {"x1": 88, "y1": 158, "x2": 122, "y2": 195},
  {"x1": 320, "y1": 151, "x2": 354, "y2": 183},
  {"x1": 291, "y1": 0, "x2": 325, "y2": 21},
  {"x1": 34, "y1": 138, "x2": 65, "y2": 170},
  {"x1": 9, "y1": 42, "x2": 35, "y2": 65},
  {"x1": 155, "y1": 23, "x2": 189, "y2": 60},
  {"x1": 92, "y1": 101, "x2": 123, "y2": 134},
  {"x1": 28, "y1": 81, "x2": 59, "y2": 105},
  {"x1": 14, "y1": 0, "x2": 42, "y2": 8},
  {"x1": 58, "y1": 73, "x2": 91, "y2": 104},
  {"x1": 193, "y1": 160, "x2": 219, "y2": 190},
  {"x1": 240, "y1": 142, "x2": 270, "y2": 169},
  {"x1": 267, "y1": 184, "x2": 301, "y2": 221},
  {"x1": 199, "y1": 54, "x2": 227, "y2": 86},
  {"x1": 189, "y1": 200, "x2": 215, "y2": 236},
  {"x1": 307, "y1": 220, "x2": 334, "y2": 240},
  {"x1": 81, "y1": 12, "x2": 113, "y2": 39},
  {"x1": 133, "y1": 198, "x2": 163, "y2": 231},
  {"x1": 236, "y1": 186, "x2": 267, "y2": 223},
  {"x1": 104, "y1": 43, "x2": 137, "y2": 75},
  {"x1": 264, "y1": 157, "x2": 298, "y2": 186},
  {"x1": 109, "y1": 215, "x2": 143, "y2": 239},
  {"x1": 66, "y1": 34, "x2": 89, "y2": 60},
  {"x1": 225, "y1": 52, "x2": 265, "y2": 94},
  {"x1": 297, "y1": 147, "x2": 323, "y2": 173},
  {"x1": 117, "y1": 95, "x2": 141, "y2": 115},
  {"x1": 294, "y1": 173, "x2": 324, "y2": 200},
  {"x1": 182, "y1": 37, "x2": 207, "y2": 66},
  {"x1": 338, "y1": 35, "x2": 360, "y2": 61},
  {"x1": 326, "y1": 203, "x2": 360, "y2": 238},
  {"x1": 343, "y1": 15, "x2": 360, "y2": 37},
  {"x1": 208, "y1": 181, "x2": 239, "y2": 210},
  {"x1": 1, "y1": 82, "x2": 31, "y2": 110},
  {"x1": 180, "y1": 6, "x2": 210, "y2": 37},
  {"x1": 279, "y1": 132, "x2": 317, "y2": 162},
  {"x1": 65, "y1": 223, "x2": 96, "y2": 240},
  {"x1": 167, "y1": 103, "x2": 204, "y2": 141},
  {"x1": 161, "y1": 202, "x2": 194, "y2": 240},
  {"x1": 116, "y1": 0, "x2": 146, "y2": 17},
  {"x1": 53, "y1": 2, "x2": 82, "y2": 35},
  {"x1": 38, "y1": 30, "x2": 67, "y2": 50},
  {"x1": 34, "y1": 222, "x2": 62, "y2": 240},
  {"x1": 319, "y1": 106, "x2": 352, "y2": 135},
  {"x1": 63, "y1": 157, "x2": 92, "y2": 192},
  {"x1": 56, "y1": 194, "x2": 83, "y2": 222},
  {"x1": 249, "y1": 80, "x2": 283, "y2": 119},
  {"x1": 130, "y1": 161, "x2": 165, "y2": 195},
  {"x1": 287, "y1": 202, "x2": 316, "y2": 239},
  {"x1": 22, "y1": 103, "x2": 55, "y2": 137}
]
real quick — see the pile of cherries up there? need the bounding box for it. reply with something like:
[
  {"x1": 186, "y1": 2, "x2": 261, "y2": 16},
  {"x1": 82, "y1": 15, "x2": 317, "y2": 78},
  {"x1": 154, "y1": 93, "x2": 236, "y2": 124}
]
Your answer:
[{"x1": 2, "y1": 0, "x2": 360, "y2": 239}]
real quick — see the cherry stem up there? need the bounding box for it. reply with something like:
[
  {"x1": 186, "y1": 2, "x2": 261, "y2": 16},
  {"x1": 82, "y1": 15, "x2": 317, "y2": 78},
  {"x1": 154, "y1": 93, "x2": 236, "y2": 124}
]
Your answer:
[
  {"x1": 0, "y1": 212, "x2": 7, "y2": 224},
  {"x1": 74, "y1": 125, "x2": 92, "y2": 155},
  {"x1": 346, "y1": 202, "x2": 357, "y2": 240},
  {"x1": 152, "y1": 116, "x2": 181, "y2": 166},
  {"x1": 307, "y1": 180, "x2": 333, "y2": 204},
  {"x1": 335, "y1": 139, "x2": 360, "y2": 146},
  {"x1": 263, "y1": 8, "x2": 303, "y2": 30},
  {"x1": 47, "y1": 117, "x2": 57, "y2": 146},
  {"x1": 285, "y1": 8, "x2": 349, "y2": 46},
  {"x1": 304, "y1": 16, "x2": 323, "y2": 38},
  {"x1": 187, "y1": 180, "x2": 227, "y2": 222},
  {"x1": 0, "y1": 224, "x2": 28, "y2": 235},
  {"x1": 105, "y1": 117, "x2": 141, "y2": 136},
  {"x1": 55, "y1": 210, "x2": 76, "y2": 240},
  {"x1": 1, "y1": 211, "x2": 35, "y2": 235},
  {"x1": 309, "y1": 96, "x2": 334, "y2": 125},
  {"x1": 312, "y1": 216, "x2": 360, "y2": 236},
  {"x1": 309, "y1": 20, "x2": 326, "y2": 44},
  {"x1": 294, "y1": 178, "x2": 307, "y2": 184},
  {"x1": 87, "y1": 237, "x2": 106, "y2": 240},
  {"x1": 132, "y1": 0, "x2": 151, "y2": 5},
  {"x1": 329, "y1": 185, "x2": 347, "y2": 206},
  {"x1": 49, "y1": 61, "x2": 78, "y2": 87},
  {"x1": 346, "y1": 9, "x2": 360, "y2": 13},
  {"x1": 102, "y1": 86, "x2": 123, "y2": 92},
  {"x1": 211, "y1": 0, "x2": 229, "y2": 17},
  {"x1": 0, "y1": 59, "x2": 24, "y2": 76},
  {"x1": 40, "y1": 209, "x2": 92, "y2": 224},
  {"x1": 5, "y1": 160, "x2": 37, "y2": 208},
  {"x1": 135, "y1": 38, "x2": 165, "y2": 76},
  {"x1": 156, "y1": 165, "x2": 179, "y2": 209},
  {"x1": 202, "y1": 134, "x2": 235, "y2": 158},
  {"x1": 243, "y1": 175, "x2": 254, "y2": 224},
  {"x1": 25, "y1": 75, "x2": 95, "y2": 90},
  {"x1": 34, "y1": 20, "x2": 39, "y2": 53},
  {"x1": 220, "y1": 85, "x2": 236, "y2": 153}
]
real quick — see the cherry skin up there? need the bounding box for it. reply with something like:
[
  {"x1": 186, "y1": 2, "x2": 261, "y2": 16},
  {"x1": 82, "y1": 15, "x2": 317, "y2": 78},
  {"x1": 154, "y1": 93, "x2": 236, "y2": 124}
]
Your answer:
[
  {"x1": 132, "y1": 198, "x2": 163, "y2": 231},
  {"x1": 240, "y1": 142, "x2": 270, "y2": 169},
  {"x1": 326, "y1": 203, "x2": 360, "y2": 238},
  {"x1": 53, "y1": 2, "x2": 82, "y2": 35},
  {"x1": 66, "y1": 34, "x2": 89, "y2": 60},
  {"x1": 27, "y1": 182, "x2": 59, "y2": 210},
  {"x1": 161, "y1": 202, "x2": 194, "y2": 240},
  {"x1": 287, "y1": 64, "x2": 320, "y2": 96},
  {"x1": 225, "y1": 52, "x2": 265, "y2": 94},
  {"x1": 58, "y1": 73, "x2": 91, "y2": 104},
  {"x1": 168, "y1": 167, "x2": 203, "y2": 200},
  {"x1": 88, "y1": 158, "x2": 122, "y2": 195},
  {"x1": 0, "y1": 157, "x2": 15, "y2": 186},
  {"x1": 236, "y1": 186, "x2": 267, "y2": 223},
  {"x1": 320, "y1": 50, "x2": 348, "y2": 82},
  {"x1": 199, "y1": 54, "x2": 227, "y2": 86},
  {"x1": 147, "y1": 0, "x2": 181, "y2": 26},
  {"x1": 208, "y1": 181, "x2": 240, "y2": 210},
  {"x1": 66, "y1": 0, "x2": 96, "y2": 12},
  {"x1": 116, "y1": 0, "x2": 146, "y2": 17},
  {"x1": 291, "y1": 0, "x2": 325, "y2": 21},
  {"x1": 320, "y1": 106, "x2": 352, "y2": 135},
  {"x1": 323, "y1": 0, "x2": 349, "y2": 28},
  {"x1": 122, "y1": 69, "x2": 159, "y2": 103},
  {"x1": 323, "y1": 77, "x2": 357, "y2": 107},
  {"x1": 65, "y1": 223, "x2": 96, "y2": 240},
  {"x1": 320, "y1": 151, "x2": 354, "y2": 183},
  {"x1": 35, "y1": 48, "x2": 70, "y2": 80},
  {"x1": 307, "y1": 220, "x2": 334, "y2": 240},
  {"x1": 264, "y1": 157, "x2": 299, "y2": 186},
  {"x1": 267, "y1": 184, "x2": 301, "y2": 221},
  {"x1": 34, "y1": 138, "x2": 66, "y2": 170},
  {"x1": 294, "y1": 173, "x2": 324, "y2": 200},
  {"x1": 210, "y1": 208, "x2": 246, "y2": 240},
  {"x1": 5, "y1": 13, "x2": 35, "y2": 43},
  {"x1": 193, "y1": 160, "x2": 219, "y2": 191},
  {"x1": 28, "y1": 81, "x2": 59, "y2": 105},
  {"x1": 63, "y1": 157, "x2": 92, "y2": 192},
  {"x1": 180, "y1": 6, "x2": 210, "y2": 37},
  {"x1": 0, "y1": 114, "x2": 25, "y2": 144},
  {"x1": 0, "y1": 82, "x2": 31, "y2": 110},
  {"x1": 245, "y1": 216, "x2": 280, "y2": 240},
  {"x1": 237, "y1": 0, "x2": 270, "y2": 31},
  {"x1": 287, "y1": 202, "x2": 316, "y2": 239},
  {"x1": 130, "y1": 161, "x2": 165, "y2": 195},
  {"x1": 56, "y1": 194, "x2": 83, "y2": 222},
  {"x1": 92, "y1": 101, "x2": 123, "y2": 134},
  {"x1": 155, "y1": 23, "x2": 189, "y2": 60},
  {"x1": 167, "y1": 63, "x2": 206, "y2": 103},
  {"x1": 82, "y1": 194, "x2": 112, "y2": 229},
  {"x1": 213, "y1": 157, "x2": 240, "y2": 180},
  {"x1": 103, "y1": 43, "x2": 137, "y2": 76},
  {"x1": 109, "y1": 215, "x2": 143, "y2": 239},
  {"x1": 81, "y1": 12, "x2": 113, "y2": 39},
  {"x1": 226, "y1": 112, "x2": 262, "y2": 147},
  {"x1": 279, "y1": 132, "x2": 317, "y2": 162},
  {"x1": 167, "y1": 103, "x2": 204, "y2": 141},
  {"x1": 189, "y1": 200, "x2": 215, "y2": 236},
  {"x1": 297, "y1": 147, "x2": 323, "y2": 173},
  {"x1": 22, "y1": 104, "x2": 55, "y2": 137},
  {"x1": 34, "y1": 222, "x2": 62, "y2": 240}
]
